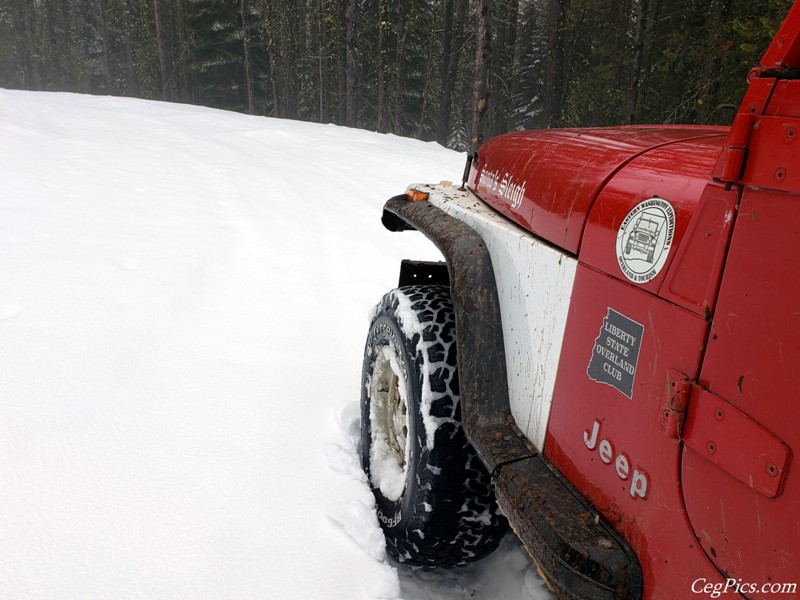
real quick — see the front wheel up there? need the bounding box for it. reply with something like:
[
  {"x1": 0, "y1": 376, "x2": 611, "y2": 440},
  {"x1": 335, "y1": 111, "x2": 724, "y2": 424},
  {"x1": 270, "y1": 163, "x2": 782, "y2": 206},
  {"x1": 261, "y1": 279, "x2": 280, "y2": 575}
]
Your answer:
[{"x1": 360, "y1": 285, "x2": 507, "y2": 567}]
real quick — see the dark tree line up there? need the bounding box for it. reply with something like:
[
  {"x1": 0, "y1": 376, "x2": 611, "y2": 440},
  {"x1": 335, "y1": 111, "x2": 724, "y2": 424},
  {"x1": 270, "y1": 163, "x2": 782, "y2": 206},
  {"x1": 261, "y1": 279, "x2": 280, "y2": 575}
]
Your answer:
[{"x1": 0, "y1": 0, "x2": 793, "y2": 150}]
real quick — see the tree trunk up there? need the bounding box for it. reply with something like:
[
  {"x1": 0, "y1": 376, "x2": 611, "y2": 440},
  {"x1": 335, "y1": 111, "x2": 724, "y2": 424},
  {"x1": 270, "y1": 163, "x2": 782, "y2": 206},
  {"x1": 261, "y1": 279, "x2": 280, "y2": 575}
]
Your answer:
[
  {"x1": 15, "y1": 0, "x2": 41, "y2": 89},
  {"x1": 345, "y1": 0, "x2": 358, "y2": 127},
  {"x1": 492, "y1": 0, "x2": 519, "y2": 135},
  {"x1": 436, "y1": 0, "x2": 455, "y2": 144},
  {"x1": 472, "y1": 0, "x2": 492, "y2": 150},
  {"x1": 541, "y1": 0, "x2": 565, "y2": 128},
  {"x1": 122, "y1": 0, "x2": 140, "y2": 97},
  {"x1": 626, "y1": 0, "x2": 648, "y2": 123},
  {"x1": 392, "y1": 0, "x2": 406, "y2": 135},
  {"x1": 96, "y1": 0, "x2": 113, "y2": 92},
  {"x1": 284, "y1": 1, "x2": 300, "y2": 119},
  {"x1": 376, "y1": 0, "x2": 389, "y2": 132},
  {"x1": 317, "y1": 0, "x2": 325, "y2": 121},
  {"x1": 153, "y1": 0, "x2": 170, "y2": 99},
  {"x1": 176, "y1": 0, "x2": 192, "y2": 103},
  {"x1": 437, "y1": 0, "x2": 467, "y2": 146},
  {"x1": 697, "y1": 0, "x2": 728, "y2": 123},
  {"x1": 631, "y1": 0, "x2": 660, "y2": 123},
  {"x1": 337, "y1": 0, "x2": 348, "y2": 123},
  {"x1": 240, "y1": 0, "x2": 256, "y2": 114}
]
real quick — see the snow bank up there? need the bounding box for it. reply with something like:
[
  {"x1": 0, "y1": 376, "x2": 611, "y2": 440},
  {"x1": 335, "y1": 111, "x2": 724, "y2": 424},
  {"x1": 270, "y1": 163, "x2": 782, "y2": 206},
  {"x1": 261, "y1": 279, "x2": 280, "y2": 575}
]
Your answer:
[{"x1": 0, "y1": 89, "x2": 550, "y2": 599}]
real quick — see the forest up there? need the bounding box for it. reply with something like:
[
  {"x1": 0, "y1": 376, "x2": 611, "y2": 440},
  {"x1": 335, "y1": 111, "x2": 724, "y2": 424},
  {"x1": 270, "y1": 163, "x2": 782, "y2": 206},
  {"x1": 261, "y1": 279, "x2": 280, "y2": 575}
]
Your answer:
[{"x1": 0, "y1": 0, "x2": 793, "y2": 150}]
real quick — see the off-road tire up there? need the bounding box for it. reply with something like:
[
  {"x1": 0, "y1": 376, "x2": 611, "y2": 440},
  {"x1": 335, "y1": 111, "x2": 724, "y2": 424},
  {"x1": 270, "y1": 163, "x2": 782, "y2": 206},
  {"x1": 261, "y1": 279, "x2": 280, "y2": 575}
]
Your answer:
[{"x1": 360, "y1": 285, "x2": 508, "y2": 567}]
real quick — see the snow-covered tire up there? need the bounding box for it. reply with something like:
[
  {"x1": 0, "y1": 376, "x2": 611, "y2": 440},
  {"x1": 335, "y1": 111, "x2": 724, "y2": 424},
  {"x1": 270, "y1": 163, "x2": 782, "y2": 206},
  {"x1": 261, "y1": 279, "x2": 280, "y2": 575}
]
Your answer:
[{"x1": 360, "y1": 285, "x2": 508, "y2": 567}]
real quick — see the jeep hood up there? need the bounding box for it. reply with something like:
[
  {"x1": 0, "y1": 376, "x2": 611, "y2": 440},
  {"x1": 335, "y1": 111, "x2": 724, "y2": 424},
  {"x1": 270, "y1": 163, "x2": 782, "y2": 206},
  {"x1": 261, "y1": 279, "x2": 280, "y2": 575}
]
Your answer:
[{"x1": 468, "y1": 126, "x2": 728, "y2": 254}]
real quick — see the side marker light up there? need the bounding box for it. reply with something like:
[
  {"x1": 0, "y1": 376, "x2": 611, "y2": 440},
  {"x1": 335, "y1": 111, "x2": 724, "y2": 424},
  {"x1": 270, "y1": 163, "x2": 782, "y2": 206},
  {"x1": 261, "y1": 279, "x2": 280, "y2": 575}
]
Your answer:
[{"x1": 407, "y1": 189, "x2": 430, "y2": 202}]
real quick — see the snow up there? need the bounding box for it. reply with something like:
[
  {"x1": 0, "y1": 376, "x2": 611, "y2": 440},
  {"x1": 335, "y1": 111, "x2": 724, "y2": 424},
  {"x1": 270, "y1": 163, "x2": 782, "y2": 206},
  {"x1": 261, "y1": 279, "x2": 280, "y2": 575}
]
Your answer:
[{"x1": 0, "y1": 89, "x2": 553, "y2": 600}]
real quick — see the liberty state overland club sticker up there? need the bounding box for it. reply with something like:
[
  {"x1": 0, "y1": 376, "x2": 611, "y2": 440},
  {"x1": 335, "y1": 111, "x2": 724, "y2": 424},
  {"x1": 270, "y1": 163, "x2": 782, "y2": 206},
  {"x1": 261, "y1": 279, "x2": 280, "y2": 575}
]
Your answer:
[
  {"x1": 587, "y1": 308, "x2": 644, "y2": 399},
  {"x1": 616, "y1": 197, "x2": 675, "y2": 283}
]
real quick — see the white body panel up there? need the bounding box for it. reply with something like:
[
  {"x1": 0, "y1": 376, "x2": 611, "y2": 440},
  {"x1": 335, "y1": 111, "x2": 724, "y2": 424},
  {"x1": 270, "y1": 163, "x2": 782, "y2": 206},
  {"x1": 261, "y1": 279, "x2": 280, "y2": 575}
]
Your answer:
[{"x1": 420, "y1": 184, "x2": 577, "y2": 451}]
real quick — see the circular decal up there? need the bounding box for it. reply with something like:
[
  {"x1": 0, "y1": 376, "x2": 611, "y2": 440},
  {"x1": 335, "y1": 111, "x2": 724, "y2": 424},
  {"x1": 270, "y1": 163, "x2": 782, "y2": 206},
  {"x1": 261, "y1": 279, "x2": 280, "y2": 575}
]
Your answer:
[{"x1": 615, "y1": 197, "x2": 675, "y2": 284}]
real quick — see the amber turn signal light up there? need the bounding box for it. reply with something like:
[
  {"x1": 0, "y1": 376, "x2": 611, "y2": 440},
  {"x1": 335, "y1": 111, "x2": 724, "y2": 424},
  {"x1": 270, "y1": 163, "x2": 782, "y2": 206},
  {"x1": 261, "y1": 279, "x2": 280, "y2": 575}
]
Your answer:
[{"x1": 407, "y1": 188, "x2": 429, "y2": 202}]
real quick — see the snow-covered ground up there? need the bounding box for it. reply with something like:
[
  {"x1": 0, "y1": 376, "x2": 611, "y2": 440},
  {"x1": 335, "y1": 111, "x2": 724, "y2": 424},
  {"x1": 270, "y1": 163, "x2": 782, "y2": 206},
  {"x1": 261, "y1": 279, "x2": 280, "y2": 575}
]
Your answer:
[{"x1": 0, "y1": 90, "x2": 554, "y2": 599}]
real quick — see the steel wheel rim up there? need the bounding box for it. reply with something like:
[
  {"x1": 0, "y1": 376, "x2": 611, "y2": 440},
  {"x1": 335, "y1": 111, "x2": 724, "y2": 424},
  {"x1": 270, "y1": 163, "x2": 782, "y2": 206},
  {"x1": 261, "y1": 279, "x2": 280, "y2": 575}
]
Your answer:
[{"x1": 370, "y1": 345, "x2": 410, "y2": 491}]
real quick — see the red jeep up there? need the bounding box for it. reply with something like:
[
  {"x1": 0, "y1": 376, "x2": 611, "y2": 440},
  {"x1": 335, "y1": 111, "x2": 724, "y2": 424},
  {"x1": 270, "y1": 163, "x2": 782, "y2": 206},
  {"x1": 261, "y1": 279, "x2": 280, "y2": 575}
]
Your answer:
[{"x1": 360, "y1": 4, "x2": 800, "y2": 599}]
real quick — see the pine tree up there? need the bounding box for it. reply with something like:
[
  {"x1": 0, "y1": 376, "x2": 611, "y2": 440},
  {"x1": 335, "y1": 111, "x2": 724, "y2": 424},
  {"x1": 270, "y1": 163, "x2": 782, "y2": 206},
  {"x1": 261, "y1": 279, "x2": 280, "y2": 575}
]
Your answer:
[{"x1": 186, "y1": 0, "x2": 266, "y2": 112}]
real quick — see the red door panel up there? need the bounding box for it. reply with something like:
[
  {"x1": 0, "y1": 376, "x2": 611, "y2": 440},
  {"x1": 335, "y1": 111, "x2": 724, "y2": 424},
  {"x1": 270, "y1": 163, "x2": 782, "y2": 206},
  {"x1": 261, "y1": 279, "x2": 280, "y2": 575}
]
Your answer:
[
  {"x1": 683, "y1": 188, "x2": 800, "y2": 596},
  {"x1": 545, "y1": 265, "x2": 724, "y2": 599}
]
